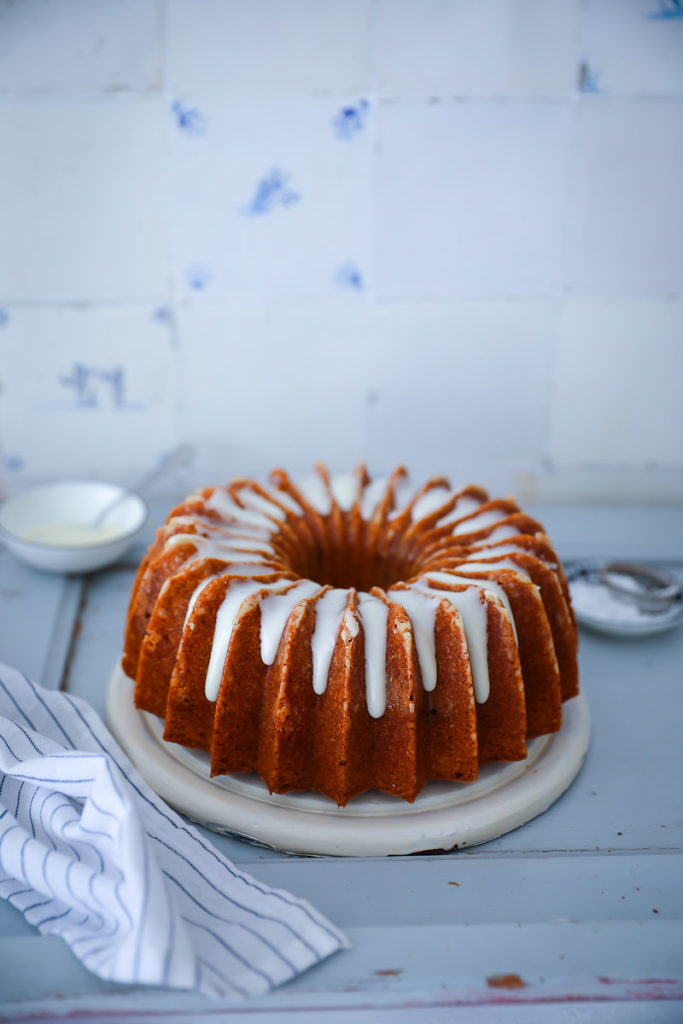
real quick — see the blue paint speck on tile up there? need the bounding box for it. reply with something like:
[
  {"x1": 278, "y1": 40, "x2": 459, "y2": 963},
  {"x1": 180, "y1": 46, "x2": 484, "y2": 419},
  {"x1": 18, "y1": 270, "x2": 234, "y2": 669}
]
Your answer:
[
  {"x1": 100, "y1": 367, "x2": 127, "y2": 407},
  {"x1": 153, "y1": 306, "x2": 172, "y2": 323},
  {"x1": 336, "y1": 262, "x2": 364, "y2": 291},
  {"x1": 646, "y1": 0, "x2": 683, "y2": 18},
  {"x1": 61, "y1": 362, "x2": 99, "y2": 407},
  {"x1": 60, "y1": 363, "x2": 143, "y2": 410},
  {"x1": 171, "y1": 100, "x2": 206, "y2": 136},
  {"x1": 333, "y1": 100, "x2": 369, "y2": 140},
  {"x1": 0, "y1": 308, "x2": 9, "y2": 327},
  {"x1": 4, "y1": 455, "x2": 23, "y2": 472},
  {"x1": 578, "y1": 61, "x2": 602, "y2": 93},
  {"x1": 185, "y1": 263, "x2": 212, "y2": 290},
  {"x1": 242, "y1": 168, "x2": 301, "y2": 216}
]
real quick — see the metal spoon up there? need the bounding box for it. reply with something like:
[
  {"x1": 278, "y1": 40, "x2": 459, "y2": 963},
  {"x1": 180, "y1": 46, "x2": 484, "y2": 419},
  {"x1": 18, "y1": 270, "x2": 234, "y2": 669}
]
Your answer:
[
  {"x1": 93, "y1": 444, "x2": 195, "y2": 526},
  {"x1": 597, "y1": 561, "x2": 682, "y2": 613}
]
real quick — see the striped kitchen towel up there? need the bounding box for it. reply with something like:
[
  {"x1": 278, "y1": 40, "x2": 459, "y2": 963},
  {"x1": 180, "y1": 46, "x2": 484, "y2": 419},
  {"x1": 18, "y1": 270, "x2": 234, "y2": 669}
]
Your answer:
[{"x1": 0, "y1": 663, "x2": 349, "y2": 999}]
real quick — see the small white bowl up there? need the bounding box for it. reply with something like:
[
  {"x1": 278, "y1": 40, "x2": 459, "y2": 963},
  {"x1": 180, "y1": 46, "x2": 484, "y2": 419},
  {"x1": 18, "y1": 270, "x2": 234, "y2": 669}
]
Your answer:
[{"x1": 0, "y1": 482, "x2": 147, "y2": 574}]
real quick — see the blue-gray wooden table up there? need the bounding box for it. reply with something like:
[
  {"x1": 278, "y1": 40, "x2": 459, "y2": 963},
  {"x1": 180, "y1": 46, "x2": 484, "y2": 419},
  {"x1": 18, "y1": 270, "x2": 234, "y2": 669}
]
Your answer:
[{"x1": 1, "y1": 503, "x2": 682, "y2": 1023}]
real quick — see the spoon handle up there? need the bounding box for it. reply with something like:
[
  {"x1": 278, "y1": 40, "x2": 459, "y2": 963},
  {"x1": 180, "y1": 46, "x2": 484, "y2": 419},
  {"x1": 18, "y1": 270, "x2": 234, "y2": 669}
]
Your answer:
[
  {"x1": 94, "y1": 444, "x2": 195, "y2": 525},
  {"x1": 129, "y1": 443, "x2": 195, "y2": 497},
  {"x1": 597, "y1": 561, "x2": 682, "y2": 611}
]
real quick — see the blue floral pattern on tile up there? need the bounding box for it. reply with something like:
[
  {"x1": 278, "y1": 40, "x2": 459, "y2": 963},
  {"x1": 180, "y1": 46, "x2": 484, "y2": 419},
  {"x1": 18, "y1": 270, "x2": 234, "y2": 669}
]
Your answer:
[
  {"x1": 647, "y1": 0, "x2": 683, "y2": 18},
  {"x1": 4, "y1": 455, "x2": 23, "y2": 472},
  {"x1": 242, "y1": 169, "x2": 301, "y2": 215},
  {"x1": 171, "y1": 101, "x2": 206, "y2": 136},
  {"x1": 578, "y1": 62, "x2": 601, "y2": 93},
  {"x1": 333, "y1": 100, "x2": 369, "y2": 140},
  {"x1": 336, "y1": 262, "x2": 364, "y2": 291},
  {"x1": 185, "y1": 263, "x2": 212, "y2": 290},
  {"x1": 153, "y1": 306, "x2": 172, "y2": 323},
  {"x1": 0, "y1": 308, "x2": 9, "y2": 327},
  {"x1": 60, "y1": 364, "x2": 141, "y2": 410}
]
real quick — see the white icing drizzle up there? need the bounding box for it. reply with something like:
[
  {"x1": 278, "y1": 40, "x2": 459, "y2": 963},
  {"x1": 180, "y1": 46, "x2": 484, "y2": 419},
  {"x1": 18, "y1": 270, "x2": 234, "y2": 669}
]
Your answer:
[
  {"x1": 360, "y1": 477, "x2": 391, "y2": 519},
  {"x1": 165, "y1": 531, "x2": 277, "y2": 567},
  {"x1": 413, "y1": 576, "x2": 491, "y2": 703},
  {"x1": 451, "y1": 508, "x2": 510, "y2": 536},
  {"x1": 468, "y1": 541, "x2": 528, "y2": 558},
  {"x1": 298, "y1": 474, "x2": 332, "y2": 515},
  {"x1": 468, "y1": 538, "x2": 553, "y2": 567},
  {"x1": 468, "y1": 522, "x2": 520, "y2": 544},
  {"x1": 457, "y1": 558, "x2": 530, "y2": 581},
  {"x1": 357, "y1": 593, "x2": 389, "y2": 718},
  {"x1": 330, "y1": 473, "x2": 358, "y2": 512},
  {"x1": 182, "y1": 575, "x2": 218, "y2": 629},
  {"x1": 194, "y1": 556, "x2": 278, "y2": 578},
  {"x1": 261, "y1": 483, "x2": 303, "y2": 516},
  {"x1": 311, "y1": 588, "x2": 350, "y2": 694},
  {"x1": 429, "y1": 570, "x2": 517, "y2": 642},
  {"x1": 387, "y1": 587, "x2": 440, "y2": 692},
  {"x1": 164, "y1": 531, "x2": 207, "y2": 549},
  {"x1": 167, "y1": 514, "x2": 206, "y2": 529},
  {"x1": 220, "y1": 551, "x2": 278, "y2": 567},
  {"x1": 410, "y1": 486, "x2": 453, "y2": 523},
  {"x1": 388, "y1": 476, "x2": 416, "y2": 519},
  {"x1": 205, "y1": 490, "x2": 275, "y2": 531},
  {"x1": 435, "y1": 495, "x2": 483, "y2": 527},
  {"x1": 259, "y1": 580, "x2": 321, "y2": 665},
  {"x1": 201, "y1": 546, "x2": 274, "y2": 565},
  {"x1": 203, "y1": 579, "x2": 284, "y2": 701},
  {"x1": 215, "y1": 534, "x2": 276, "y2": 554},
  {"x1": 235, "y1": 486, "x2": 287, "y2": 522},
  {"x1": 342, "y1": 607, "x2": 360, "y2": 638},
  {"x1": 164, "y1": 517, "x2": 276, "y2": 554}
]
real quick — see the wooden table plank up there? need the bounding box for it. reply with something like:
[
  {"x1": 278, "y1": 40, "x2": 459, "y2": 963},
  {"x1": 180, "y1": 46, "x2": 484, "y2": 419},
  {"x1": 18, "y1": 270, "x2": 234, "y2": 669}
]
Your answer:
[
  {"x1": 61, "y1": 564, "x2": 136, "y2": 712},
  {"x1": 2, "y1": 919, "x2": 682, "y2": 1019},
  {"x1": 0, "y1": 504, "x2": 681, "y2": 1020},
  {"x1": 0, "y1": 546, "x2": 82, "y2": 689},
  {"x1": 3, "y1": 1004, "x2": 683, "y2": 1024},
  {"x1": 1, "y1": 847, "x2": 679, "y2": 936}
]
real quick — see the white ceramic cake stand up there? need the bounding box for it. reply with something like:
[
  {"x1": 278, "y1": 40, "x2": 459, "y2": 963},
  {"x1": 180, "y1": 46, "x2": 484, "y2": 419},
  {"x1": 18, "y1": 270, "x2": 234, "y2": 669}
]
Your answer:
[{"x1": 106, "y1": 660, "x2": 590, "y2": 858}]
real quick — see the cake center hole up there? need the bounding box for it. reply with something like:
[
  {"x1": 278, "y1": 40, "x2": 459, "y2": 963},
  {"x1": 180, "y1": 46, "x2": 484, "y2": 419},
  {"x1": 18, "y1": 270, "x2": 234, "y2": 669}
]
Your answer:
[{"x1": 281, "y1": 523, "x2": 413, "y2": 591}]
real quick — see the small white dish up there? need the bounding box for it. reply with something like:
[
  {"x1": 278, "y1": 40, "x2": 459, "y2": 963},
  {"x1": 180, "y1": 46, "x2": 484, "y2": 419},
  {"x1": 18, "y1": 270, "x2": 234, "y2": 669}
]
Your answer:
[
  {"x1": 107, "y1": 662, "x2": 590, "y2": 857},
  {"x1": 567, "y1": 560, "x2": 683, "y2": 638},
  {"x1": 571, "y1": 605, "x2": 683, "y2": 638},
  {"x1": 0, "y1": 482, "x2": 147, "y2": 574}
]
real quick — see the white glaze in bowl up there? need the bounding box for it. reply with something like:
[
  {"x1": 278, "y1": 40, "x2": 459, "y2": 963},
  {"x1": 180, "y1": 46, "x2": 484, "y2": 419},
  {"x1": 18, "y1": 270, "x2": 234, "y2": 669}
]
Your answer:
[{"x1": 0, "y1": 481, "x2": 147, "y2": 573}]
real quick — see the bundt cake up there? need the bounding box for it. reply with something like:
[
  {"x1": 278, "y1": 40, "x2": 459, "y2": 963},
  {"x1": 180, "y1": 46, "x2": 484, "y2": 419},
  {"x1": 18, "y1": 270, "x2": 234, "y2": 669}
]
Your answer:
[{"x1": 123, "y1": 464, "x2": 578, "y2": 806}]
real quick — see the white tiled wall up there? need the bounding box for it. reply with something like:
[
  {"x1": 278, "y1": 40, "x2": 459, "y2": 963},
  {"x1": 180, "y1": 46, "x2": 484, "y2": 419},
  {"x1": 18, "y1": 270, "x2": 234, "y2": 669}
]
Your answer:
[
  {"x1": 370, "y1": 0, "x2": 580, "y2": 97},
  {"x1": 0, "y1": 305, "x2": 175, "y2": 480},
  {"x1": 0, "y1": 96, "x2": 169, "y2": 301},
  {"x1": 566, "y1": 97, "x2": 683, "y2": 294},
  {"x1": 170, "y1": 95, "x2": 371, "y2": 298},
  {"x1": 165, "y1": 0, "x2": 369, "y2": 93},
  {"x1": 1, "y1": 0, "x2": 682, "y2": 503},
  {"x1": 374, "y1": 99, "x2": 572, "y2": 297},
  {"x1": 176, "y1": 300, "x2": 368, "y2": 481}
]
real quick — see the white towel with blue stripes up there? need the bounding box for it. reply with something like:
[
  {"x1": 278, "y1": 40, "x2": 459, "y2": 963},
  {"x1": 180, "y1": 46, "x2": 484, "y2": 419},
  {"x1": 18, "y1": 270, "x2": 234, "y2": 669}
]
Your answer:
[{"x1": 0, "y1": 663, "x2": 349, "y2": 999}]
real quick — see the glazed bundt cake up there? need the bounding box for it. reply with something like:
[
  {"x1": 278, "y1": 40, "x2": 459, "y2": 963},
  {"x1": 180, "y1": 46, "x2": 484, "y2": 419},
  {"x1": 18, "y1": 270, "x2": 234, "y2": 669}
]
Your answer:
[{"x1": 123, "y1": 464, "x2": 578, "y2": 805}]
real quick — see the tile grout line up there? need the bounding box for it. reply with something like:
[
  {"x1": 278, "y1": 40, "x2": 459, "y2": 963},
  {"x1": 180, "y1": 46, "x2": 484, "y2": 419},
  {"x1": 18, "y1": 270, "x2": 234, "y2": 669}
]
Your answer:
[{"x1": 54, "y1": 576, "x2": 89, "y2": 693}]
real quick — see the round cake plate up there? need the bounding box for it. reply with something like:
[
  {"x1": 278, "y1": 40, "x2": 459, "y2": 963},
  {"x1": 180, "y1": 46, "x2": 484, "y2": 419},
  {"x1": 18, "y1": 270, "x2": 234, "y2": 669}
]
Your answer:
[{"x1": 106, "y1": 661, "x2": 590, "y2": 858}]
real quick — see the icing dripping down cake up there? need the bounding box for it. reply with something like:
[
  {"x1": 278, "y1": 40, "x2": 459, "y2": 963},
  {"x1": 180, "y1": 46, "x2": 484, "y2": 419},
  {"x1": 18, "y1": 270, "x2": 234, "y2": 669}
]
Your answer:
[{"x1": 123, "y1": 464, "x2": 579, "y2": 805}]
